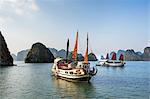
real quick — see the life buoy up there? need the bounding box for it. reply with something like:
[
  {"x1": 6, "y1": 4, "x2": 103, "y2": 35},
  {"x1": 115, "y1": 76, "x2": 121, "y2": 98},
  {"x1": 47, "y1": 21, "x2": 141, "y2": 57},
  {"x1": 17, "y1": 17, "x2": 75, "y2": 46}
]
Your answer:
[
  {"x1": 75, "y1": 69, "x2": 80, "y2": 74},
  {"x1": 76, "y1": 69, "x2": 80, "y2": 72}
]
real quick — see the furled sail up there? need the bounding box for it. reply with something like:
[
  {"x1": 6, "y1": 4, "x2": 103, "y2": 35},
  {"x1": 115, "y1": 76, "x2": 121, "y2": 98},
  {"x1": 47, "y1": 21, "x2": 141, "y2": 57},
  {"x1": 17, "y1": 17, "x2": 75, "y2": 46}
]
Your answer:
[
  {"x1": 84, "y1": 33, "x2": 89, "y2": 63},
  {"x1": 72, "y1": 31, "x2": 78, "y2": 61},
  {"x1": 106, "y1": 53, "x2": 109, "y2": 59},
  {"x1": 66, "y1": 38, "x2": 69, "y2": 60}
]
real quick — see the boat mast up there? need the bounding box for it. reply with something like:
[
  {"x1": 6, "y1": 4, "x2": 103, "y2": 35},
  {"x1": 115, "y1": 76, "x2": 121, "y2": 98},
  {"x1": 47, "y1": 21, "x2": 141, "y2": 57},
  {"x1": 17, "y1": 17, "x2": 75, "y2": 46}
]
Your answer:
[
  {"x1": 72, "y1": 31, "x2": 78, "y2": 61},
  {"x1": 106, "y1": 53, "x2": 109, "y2": 59},
  {"x1": 66, "y1": 38, "x2": 69, "y2": 61},
  {"x1": 84, "y1": 33, "x2": 88, "y2": 63}
]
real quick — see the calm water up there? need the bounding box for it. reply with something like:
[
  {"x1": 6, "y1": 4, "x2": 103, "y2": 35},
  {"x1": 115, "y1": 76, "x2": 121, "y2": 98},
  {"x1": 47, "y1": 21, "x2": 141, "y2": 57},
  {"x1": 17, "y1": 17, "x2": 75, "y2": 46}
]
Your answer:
[{"x1": 0, "y1": 61, "x2": 149, "y2": 99}]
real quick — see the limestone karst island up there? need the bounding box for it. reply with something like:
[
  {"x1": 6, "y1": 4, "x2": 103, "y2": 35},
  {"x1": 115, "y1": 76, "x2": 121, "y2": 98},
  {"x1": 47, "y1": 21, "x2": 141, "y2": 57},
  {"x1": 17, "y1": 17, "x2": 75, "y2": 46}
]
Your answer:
[{"x1": 0, "y1": 0, "x2": 149, "y2": 99}]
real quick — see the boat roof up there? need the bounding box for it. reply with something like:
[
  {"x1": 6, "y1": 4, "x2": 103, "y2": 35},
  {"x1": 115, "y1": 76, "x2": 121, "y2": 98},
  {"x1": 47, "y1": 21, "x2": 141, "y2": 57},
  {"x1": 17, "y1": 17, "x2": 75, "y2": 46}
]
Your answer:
[
  {"x1": 54, "y1": 58, "x2": 63, "y2": 63},
  {"x1": 54, "y1": 58, "x2": 72, "y2": 63}
]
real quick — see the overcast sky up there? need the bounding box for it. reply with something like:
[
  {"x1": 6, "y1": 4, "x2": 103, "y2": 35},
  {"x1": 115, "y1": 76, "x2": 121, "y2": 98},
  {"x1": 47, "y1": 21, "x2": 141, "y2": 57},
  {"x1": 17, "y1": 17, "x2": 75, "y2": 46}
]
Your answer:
[{"x1": 0, "y1": 0, "x2": 149, "y2": 57}]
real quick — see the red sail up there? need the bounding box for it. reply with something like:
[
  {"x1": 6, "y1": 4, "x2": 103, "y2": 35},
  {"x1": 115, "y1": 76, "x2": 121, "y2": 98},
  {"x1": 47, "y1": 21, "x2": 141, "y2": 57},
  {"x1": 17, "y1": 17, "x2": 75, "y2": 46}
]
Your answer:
[
  {"x1": 84, "y1": 33, "x2": 88, "y2": 63},
  {"x1": 119, "y1": 54, "x2": 124, "y2": 61},
  {"x1": 111, "y1": 52, "x2": 116, "y2": 60},
  {"x1": 72, "y1": 31, "x2": 78, "y2": 61},
  {"x1": 106, "y1": 53, "x2": 109, "y2": 59}
]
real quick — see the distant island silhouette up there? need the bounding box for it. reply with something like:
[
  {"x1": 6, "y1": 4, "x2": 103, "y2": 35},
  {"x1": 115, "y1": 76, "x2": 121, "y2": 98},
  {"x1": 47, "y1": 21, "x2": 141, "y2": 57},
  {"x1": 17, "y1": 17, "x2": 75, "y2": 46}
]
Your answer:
[
  {"x1": 12, "y1": 47, "x2": 150, "y2": 62},
  {"x1": 0, "y1": 31, "x2": 150, "y2": 67}
]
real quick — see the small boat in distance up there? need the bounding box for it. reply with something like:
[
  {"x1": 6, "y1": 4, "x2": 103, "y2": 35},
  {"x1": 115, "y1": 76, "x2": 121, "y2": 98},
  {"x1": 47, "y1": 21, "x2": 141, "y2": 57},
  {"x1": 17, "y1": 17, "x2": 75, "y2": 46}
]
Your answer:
[
  {"x1": 51, "y1": 32, "x2": 97, "y2": 82},
  {"x1": 96, "y1": 52, "x2": 125, "y2": 67},
  {"x1": 96, "y1": 53, "x2": 109, "y2": 66}
]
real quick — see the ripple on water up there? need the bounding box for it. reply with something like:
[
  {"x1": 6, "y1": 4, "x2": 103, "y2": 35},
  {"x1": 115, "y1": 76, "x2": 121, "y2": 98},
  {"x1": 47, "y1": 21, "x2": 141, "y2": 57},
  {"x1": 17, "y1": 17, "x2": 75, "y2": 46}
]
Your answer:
[{"x1": 0, "y1": 61, "x2": 149, "y2": 99}]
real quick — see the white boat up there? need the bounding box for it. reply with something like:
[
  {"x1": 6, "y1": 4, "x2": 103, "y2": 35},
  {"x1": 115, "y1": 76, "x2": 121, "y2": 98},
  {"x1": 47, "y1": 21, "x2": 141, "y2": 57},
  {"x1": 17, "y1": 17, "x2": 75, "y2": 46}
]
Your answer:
[
  {"x1": 97, "y1": 53, "x2": 125, "y2": 67},
  {"x1": 104, "y1": 60, "x2": 125, "y2": 67},
  {"x1": 96, "y1": 59, "x2": 107, "y2": 66},
  {"x1": 51, "y1": 32, "x2": 97, "y2": 82},
  {"x1": 96, "y1": 53, "x2": 109, "y2": 66}
]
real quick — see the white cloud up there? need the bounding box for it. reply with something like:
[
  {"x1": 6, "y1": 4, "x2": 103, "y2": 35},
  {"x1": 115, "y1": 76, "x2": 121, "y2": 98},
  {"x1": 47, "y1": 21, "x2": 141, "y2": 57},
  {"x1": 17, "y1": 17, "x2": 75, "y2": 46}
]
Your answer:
[
  {"x1": 0, "y1": 0, "x2": 39, "y2": 24},
  {"x1": 0, "y1": 16, "x2": 13, "y2": 24}
]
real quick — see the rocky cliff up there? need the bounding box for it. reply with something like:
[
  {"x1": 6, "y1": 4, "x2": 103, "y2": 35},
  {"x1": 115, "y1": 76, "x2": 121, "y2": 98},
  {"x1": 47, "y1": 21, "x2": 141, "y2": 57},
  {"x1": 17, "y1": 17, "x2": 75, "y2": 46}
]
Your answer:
[
  {"x1": 117, "y1": 50, "x2": 125, "y2": 57},
  {"x1": 110, "y1": 47, "x2": 150, "y2": 61},
  {"x1": 49, "y1": 48, "x2": 58, "y2": 58},
  {"x1": 68, "y1": 51, "x2": 84, "y2": 61},
  {"x1": 124, "y1": 47, "x2": 150, "y2": 61},
  {"x1": 18, "y1": 47, "x2": 97, "y2": 62},
  {"x1": 124, "y1": 49, "x2": 142, "y2": 61},
  {"x1": 25, "y1": 42, "x2": 54, "y2": 63},
  {"x1": 11, "y1": 54, "x2": 17, "y2": 61},
  {"x1": 17, "y1": 50, "x2": 29, "y2": 61},
  {"x1": 57, "y1": 49, "x2": 67, "y2": 59},
  {"x1": 0, "y1": 31, "x2": 13, "y2": 66},
  {"x1": 88, "y1": 53, "x2": 98, "y2": 61},
  {"x1": 49, "y1": 48, "x2": 68, "y2": 59},
  {"x1": 67, "y1": 52, "x2": 97, "y2": 61},
  {"x1": 141, "y1": 47, "x2": 150, "y2": 61},
  {"x1": 49, "y1": 48, "x2": 83, "y2": 60}
]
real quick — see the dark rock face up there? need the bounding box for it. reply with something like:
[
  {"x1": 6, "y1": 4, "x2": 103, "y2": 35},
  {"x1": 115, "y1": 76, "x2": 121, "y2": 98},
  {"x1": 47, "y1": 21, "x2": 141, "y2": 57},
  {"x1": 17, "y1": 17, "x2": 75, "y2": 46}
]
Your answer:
[
  {"x1": 17, "y1": 50, "x2": 29, "y2": 61},
  {"x1": 136, "y1": 51, "x2": 143, "y2": 56},
  {"x1": 117, "y1": 50, "x2": 125, "y2": 56},
  {"x1": 49, "y1": 48, "x2": 67, "y2": 59},
  {"x1": 67, "y1": 52, "x2": 97, "y2": 61},
  {"x1": 124, "y1": 49, "x2": 142, "y2": 61},
  {"x1": 48, "y1": 48, "x2": 97, "y2": 61},
  {"x1": 48, "y1": 48, "x2": 85, "y2": 61},
  {"x1": 67, "y1": 51, "x2": 84, "y2": 61},
  {"x1": 57, "y1": 49, "x2": 67, "y2": 59},
  {"x1": 88, "y1": 53, "x2": 98, "y2": 61},
  {"x1": 0, "y1": 31, "x2": 13, "y2": 66},
  {"x1": 25, "y1": 42, "x2": 54, "y2": 63},
  {"x1": 107, "y1": 47, "x2": 150, "y2": 61},
  {"x1": 11, "y1": 54, "x2": 17, "y2": 61},
  {"x1": 141, "y1": 47, "x2": 150, "y2": 61},
  {"x1": 49, "y1": 48, "x2": 58, "y2": 58},
  {"x1": 78, "y1": 53, "x2": 84, "y2": 61}
]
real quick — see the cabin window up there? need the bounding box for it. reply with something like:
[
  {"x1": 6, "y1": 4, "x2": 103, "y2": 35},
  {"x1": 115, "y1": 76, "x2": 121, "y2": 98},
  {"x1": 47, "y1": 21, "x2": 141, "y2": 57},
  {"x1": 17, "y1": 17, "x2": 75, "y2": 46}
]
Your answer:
[
  {"x1": 70, "y1": 72, "x2": 73, "y2": 74},
  {"x1": 65, "y1": 71, "x2": 68, "y2": 74},
  {"x1": 80, "y1": 65, "x2": 81, "y2": 67}
]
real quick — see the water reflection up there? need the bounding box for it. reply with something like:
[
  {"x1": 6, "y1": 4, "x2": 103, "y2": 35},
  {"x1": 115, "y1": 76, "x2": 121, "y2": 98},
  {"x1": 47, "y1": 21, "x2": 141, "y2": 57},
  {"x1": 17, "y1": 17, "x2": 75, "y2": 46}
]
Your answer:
[
  {"x1": 51, "y1": 77, "x2": 96, "y2": 98},
  {"x1": 103, "y1": 66, "x2": 125, "y2": 71},
  {"x1": 0, "y1": 61, "x2": 149, "y2": 99}
]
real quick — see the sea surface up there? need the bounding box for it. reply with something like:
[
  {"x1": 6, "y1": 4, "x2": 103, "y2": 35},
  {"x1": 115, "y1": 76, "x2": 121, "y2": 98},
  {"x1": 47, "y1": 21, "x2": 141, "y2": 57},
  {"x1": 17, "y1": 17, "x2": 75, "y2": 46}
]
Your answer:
[{"x1": 0, "y1": 61, "x2": 149, "y2": 99}]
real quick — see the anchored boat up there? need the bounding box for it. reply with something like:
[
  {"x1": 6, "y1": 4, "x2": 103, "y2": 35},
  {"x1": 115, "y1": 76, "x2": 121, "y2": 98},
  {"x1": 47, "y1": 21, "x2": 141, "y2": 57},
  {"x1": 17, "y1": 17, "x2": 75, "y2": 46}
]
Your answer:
[
  {"x1": 96, "y1": 53, "x2": 109, "y2": 66},
  {"x1": 51, "y1": 32, "x2": 97, "y2": 82},
  {"x1": 96, "y1": 53, "x2": 125, "y2": 67}
]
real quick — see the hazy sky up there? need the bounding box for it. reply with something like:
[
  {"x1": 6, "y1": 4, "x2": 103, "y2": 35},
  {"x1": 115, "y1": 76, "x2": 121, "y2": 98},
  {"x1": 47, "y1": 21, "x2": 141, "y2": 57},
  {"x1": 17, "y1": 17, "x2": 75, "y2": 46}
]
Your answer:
[{"x1": 0, "y1": 0, "x2": 149, "y2": 56}]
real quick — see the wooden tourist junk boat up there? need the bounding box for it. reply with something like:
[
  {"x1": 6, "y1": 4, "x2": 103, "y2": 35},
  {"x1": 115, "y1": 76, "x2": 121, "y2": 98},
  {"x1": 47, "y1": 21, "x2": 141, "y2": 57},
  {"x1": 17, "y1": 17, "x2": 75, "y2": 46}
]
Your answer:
[
  {"x1": 51, "y1": 32, "x2": 97, "y2": 82},
  {"x1": 96, "y1": 53, "x2": 125, "y2": 67}
]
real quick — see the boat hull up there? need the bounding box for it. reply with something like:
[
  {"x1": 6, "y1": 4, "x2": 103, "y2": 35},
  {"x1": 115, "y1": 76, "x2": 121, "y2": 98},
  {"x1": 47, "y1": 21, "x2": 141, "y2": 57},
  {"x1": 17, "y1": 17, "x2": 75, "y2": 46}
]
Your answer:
[
  {"x1": 52, "y1": 69, "x2": 92, "y2": 82},
  {"x1": 96, "y1": 59, "x2": 108, "y2": 66},
  {"x1": 105, "y1": 63, "x2": 124, "y2": 67},
  {"x1": 96, "y1": 61, "x2": 105, "y2": 66},
  {"x1": 96, "y1": 61, "x2": 125, "y2": 67},
  {"x1": 56, "y1": 75, "x2": 91, "y2": 82}
]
